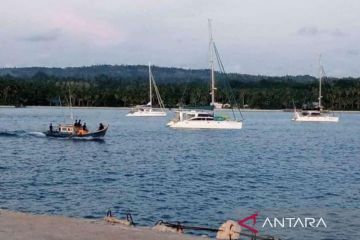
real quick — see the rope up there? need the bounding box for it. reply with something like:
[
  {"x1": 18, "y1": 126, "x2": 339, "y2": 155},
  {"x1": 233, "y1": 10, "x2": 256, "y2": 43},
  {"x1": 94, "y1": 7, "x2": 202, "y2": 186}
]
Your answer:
[
  {"x1": 105, "y1": 210, "x2": 135, "y2": 226},
  {"x1": 126, "y1": 213, "x2": 135, "y2": 226},
  {"x1": 179, "y1": 79, "x2": 190, "y2": 108},
  {"x1": 213, "y1": 42, "x2": 244, "y2": 121},
  {"x1": 154, "y1": 220, "x2": 279, "y2": 240}
]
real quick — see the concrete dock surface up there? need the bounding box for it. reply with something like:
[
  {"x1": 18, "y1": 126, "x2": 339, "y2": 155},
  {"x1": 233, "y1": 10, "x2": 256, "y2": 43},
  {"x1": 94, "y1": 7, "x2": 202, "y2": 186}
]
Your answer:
[{"x1": 0, "y1": 209, "x2": 205, "y2": 240}]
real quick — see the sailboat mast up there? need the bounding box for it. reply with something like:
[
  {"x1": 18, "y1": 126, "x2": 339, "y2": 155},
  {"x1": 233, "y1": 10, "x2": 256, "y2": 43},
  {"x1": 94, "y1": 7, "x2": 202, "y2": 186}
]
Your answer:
[
  {"x1": 318, "y1": 55, "x2": 322, "y2": 110},
  {"x1": 149, "y1": 62, "x2": 152, "y2": 107},
  {"x1": 68, "y1": 84, "x2": 73, "y2": 120},
  {"x1": 208, "y1": 19, "x2": 215, "y2": 106}
]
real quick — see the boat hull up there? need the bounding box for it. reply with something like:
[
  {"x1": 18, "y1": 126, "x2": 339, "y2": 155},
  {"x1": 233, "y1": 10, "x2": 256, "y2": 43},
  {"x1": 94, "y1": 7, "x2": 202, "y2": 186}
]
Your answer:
[
  {"x1": 292, "y1": 116, "x2": 339, "y2": 122},
  {"x1": 126, "y1": 111, "x2": 166, "y2": 117},
  {"x1": 292, "y1": 112, "x2": 339, "y2": 122},
  {"x1": 45, "y1": 126, "x2": 108, "y2": 139},
  {"x1": 167, "y1": 120, "x2": 242, "y2": 129}
]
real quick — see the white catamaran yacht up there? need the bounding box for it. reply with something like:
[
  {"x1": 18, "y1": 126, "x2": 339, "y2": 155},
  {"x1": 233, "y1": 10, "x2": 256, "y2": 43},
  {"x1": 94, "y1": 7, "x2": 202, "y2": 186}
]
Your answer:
[
  {"x1": 292, "y1": 57, "x2": 339, "y2": 122},
  {"x1": 167, "y1": 20, "x2": 243, "y2": 129},
  {"x1": 126, "y1": 63, "x2": 167, "y2": 117}
]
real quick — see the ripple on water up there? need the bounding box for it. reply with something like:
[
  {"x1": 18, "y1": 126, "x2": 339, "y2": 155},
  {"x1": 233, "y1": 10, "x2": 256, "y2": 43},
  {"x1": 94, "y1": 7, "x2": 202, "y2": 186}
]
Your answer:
[{"x1": 0, "y1": 109, "x2": 359, "y2": 239}]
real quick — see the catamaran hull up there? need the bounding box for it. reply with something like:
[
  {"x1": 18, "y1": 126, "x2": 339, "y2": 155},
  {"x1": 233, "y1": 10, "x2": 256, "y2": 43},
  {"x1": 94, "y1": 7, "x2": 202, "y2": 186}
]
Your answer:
[
  {"x1": 292, "y1": 116, "x2": 339, "y2": 122},
  {"x1": 44, "y1": 126, "x2": 108, "y2": 139},
  {"x1": 292, "y1": 113, "x2": 339, "y2": 122},
  {"x1": 126, "y1": 111, "x2": 166, "y2": 117},
  {"x1": 167, "y1": 120, "x2": 242, "y2": 129}
]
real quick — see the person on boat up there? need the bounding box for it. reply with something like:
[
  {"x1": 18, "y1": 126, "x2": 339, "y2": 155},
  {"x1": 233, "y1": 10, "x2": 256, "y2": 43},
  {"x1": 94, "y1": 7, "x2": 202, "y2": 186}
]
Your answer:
[
  {"x1": 74, "y1": 119, "x2": 78, "y2": 127},
  {"x1": 76, "y1": 122, "x2": 88, "y2": 136},
  {"x1": 83, "y1": 123, "x2": 88, "y2": 132},
  {"x1": 78, "y1": 119, "x2": 82, "y2": 127},
  {"x1": 98, "y1": 123, "x2": 104, "y2": 131},
  {"x1": 49, "y1": 123, "x2": 53, "y2": 133}
]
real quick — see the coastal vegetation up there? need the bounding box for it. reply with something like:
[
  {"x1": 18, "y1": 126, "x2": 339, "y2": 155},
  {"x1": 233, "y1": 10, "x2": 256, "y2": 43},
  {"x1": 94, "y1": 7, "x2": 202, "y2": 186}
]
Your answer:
[{"x1": 1, "y1": 65, "x2": 360, "y2": 110}]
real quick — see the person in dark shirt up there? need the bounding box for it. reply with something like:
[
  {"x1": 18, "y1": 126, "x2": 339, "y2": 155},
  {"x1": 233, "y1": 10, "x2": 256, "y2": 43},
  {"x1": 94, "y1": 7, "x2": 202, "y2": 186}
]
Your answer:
[
  {"x1": 98, "y1": 123, "x2": 104, "y2": 130},
  {"x1": 83, "y1": 122, "x2": 88, "y2": 131},
  {"x1": 49, "y1": 123, "x2": 53, "y2": 132}
]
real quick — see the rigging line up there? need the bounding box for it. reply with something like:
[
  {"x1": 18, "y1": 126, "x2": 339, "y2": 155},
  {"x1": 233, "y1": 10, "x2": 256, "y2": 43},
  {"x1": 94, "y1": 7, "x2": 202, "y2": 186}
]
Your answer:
[
  {"x1": 154, "y1": 82, "x2": 165, "y2": 109},
  {"x1": 150, "y1": 70, "x2": 165, "y2": 110},
  {"x1": 212, "y1": 44, "x2": 235, "y2": 119},
  {"x1": 179, "y1": 78, "x2": 190, "y2": 108},
  {"x1": 320, "y1": 68, "x2": 335, "y2": 114},
  {"x1": 213, "y1": 43, "x2": 244, "y2": 120},
  {"x1": 60, "y1": 94, "x2": 66, "y2": 124},
  {"x1": 213, "y1": 44, "x2": 238, "y2": 110},
  {"x1": 156, "y1": 82, "x2": 165, "y2": 110},
  {"x1": 219, "y1": 61, "x2": 244, "y2": 120},
  {"x1": 68, "y1": 82, "x2": 74, "y2": 120},
  {"x1": 151, "y1": 72, "x2": 156, "y2": 104}
]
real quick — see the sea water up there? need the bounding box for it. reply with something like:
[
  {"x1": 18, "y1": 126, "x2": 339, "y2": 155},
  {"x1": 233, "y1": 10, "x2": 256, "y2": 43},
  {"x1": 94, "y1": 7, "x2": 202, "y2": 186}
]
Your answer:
[{"x1": 0, "y1": 107, "x2": 359, "y2": 239}]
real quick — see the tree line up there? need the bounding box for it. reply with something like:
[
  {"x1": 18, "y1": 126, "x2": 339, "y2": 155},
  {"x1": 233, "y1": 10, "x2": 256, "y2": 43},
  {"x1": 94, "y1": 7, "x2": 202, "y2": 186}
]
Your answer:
[{"x1": 1, "y1": 71, "x2": 360, "y2": 110}]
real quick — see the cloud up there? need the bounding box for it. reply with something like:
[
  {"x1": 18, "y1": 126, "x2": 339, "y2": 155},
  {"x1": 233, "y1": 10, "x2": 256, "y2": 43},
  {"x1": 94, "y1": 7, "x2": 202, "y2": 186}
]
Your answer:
[
  {"x1": 2, "y1": 0, "x2": 359, "y2": 76},
  {"x1": 297, "y1": 26, "x2": 319, "y2": 36},
  {"x1": 330, "y1": 28, "x2": 346, "y2": 37},
  {"x1": 20, "y1": 28, "x2": 62, "y2": 42},
  {"x1": 346, "y1": 49, "x2": 359, "y2": 56},
  {"x1": 50, "y1": 10, "x2": 125, "y2": 46},
  {"x1": 297, "y1": 26, "x2": 346, "y2": 37}
]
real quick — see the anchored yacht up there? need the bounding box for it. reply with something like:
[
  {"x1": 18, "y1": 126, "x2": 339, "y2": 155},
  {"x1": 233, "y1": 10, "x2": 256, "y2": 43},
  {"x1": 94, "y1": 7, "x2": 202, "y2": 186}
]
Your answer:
[
  {"x1": 293, "y1": 110, "x2": 338, "y2": 122},
  {"x1": 127, "y1": 63, "x2": 166, "y2": 117},
  {"x1": 167, "y1": 20, "x2": 243, "y2": 129},
  {"x1": 293, "y1": 56, "x2": 339, "y2": 122},
  {"x1": 167, "y1": 110, "x2": 242, "y2": 129}
]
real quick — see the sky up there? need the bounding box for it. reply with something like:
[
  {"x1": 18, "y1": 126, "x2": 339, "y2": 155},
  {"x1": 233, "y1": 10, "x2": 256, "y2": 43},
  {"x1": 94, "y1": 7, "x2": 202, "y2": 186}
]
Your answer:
[{"x1": 1, "y1": 0, "x2": 360, "y2": 77}]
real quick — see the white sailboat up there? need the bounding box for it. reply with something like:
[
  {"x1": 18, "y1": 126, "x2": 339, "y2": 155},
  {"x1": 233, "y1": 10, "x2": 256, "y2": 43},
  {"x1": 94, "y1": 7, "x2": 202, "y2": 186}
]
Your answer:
[
  {"x1": 126, "y1": 63, "x2": 167, "y2": 117},
  {"x1": 167, "y1": 20, "x2": 243, "y2": 129},
  {"x1": 292, "y1": 56, "x2": 339, "y2": 122}
]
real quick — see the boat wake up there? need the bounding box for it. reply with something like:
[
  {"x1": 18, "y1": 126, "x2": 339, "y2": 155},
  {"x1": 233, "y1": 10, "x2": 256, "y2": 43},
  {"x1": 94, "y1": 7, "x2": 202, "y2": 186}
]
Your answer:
[
  {"x1": 28, "y1": 132, "x2": 46, "y2": 137},
  {"x1": 0, "y1": 130, "x2": 26, "y2": 137},
  {"x1": 68, "y1": 136, "x2": 105, "y2": 142},
  {"x1": 0, "y1": 130, "x2": 46, "y2": 138},
  {"x1": 44, "y1": 135, "x2": 105, "y2": 142}
]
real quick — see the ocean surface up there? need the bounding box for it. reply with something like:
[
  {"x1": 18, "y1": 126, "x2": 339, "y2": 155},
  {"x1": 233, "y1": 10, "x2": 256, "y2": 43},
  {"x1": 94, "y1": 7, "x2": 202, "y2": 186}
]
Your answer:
[{"x1": 0, "y1": 107, "x2": 359, "y2": 240}]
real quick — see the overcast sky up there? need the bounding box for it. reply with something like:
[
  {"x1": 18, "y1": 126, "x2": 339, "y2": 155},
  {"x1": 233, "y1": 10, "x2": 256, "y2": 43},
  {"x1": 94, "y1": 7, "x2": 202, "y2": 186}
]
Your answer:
[{"x1": 1, "y1": 0, "x2": 360, "y2": 76}]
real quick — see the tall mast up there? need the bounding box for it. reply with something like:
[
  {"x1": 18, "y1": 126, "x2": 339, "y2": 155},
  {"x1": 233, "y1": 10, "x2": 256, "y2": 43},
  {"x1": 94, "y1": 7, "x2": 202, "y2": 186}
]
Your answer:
[
  {"x1": 318, "y1": 55, "x2": 323, "y2": 110},
  {"x1": 68, "y1": 84, "x2": 73, "y2": 120},
  {"x1": 208, "y1": 19, "x2": 215, "y2": 106},
  {"x1": 149, "y1": 62, "x2": 152, "y2": 107}
]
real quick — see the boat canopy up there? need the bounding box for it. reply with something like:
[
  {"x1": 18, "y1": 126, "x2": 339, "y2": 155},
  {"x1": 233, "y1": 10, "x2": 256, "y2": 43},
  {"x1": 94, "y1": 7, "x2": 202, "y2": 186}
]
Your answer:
[
  {"x1": 301, "y1": 111, "x2": 321, "y2": 116},
  {"x1": 179, "y1": 105, "x2": 214, "y2": 111}
]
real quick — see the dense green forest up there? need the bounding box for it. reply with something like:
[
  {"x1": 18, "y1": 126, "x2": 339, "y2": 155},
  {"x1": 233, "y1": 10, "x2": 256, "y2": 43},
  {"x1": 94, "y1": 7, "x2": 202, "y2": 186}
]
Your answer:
[{"x1": 1, "y1": 65, "x2": 360, "y2": 110}]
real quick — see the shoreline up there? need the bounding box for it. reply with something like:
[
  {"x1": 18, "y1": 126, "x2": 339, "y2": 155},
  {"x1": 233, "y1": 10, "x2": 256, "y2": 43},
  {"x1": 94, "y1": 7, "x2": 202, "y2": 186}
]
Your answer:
[
  {"x1": 0, "y1": 209, "x2": 203, "y2": 240},
  {"x1": 1, "y1": 105, "x2": 360, "y2": 113}
]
